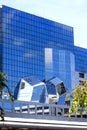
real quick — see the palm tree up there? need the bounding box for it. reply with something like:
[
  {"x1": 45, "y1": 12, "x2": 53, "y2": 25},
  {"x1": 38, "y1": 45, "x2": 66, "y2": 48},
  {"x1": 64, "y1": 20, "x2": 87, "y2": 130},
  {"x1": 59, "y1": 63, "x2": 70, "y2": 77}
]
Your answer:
[
  {"x1": 0, "y1": 72, "x2": 7, "y2": 97},
  {"x1": 0, "y1": 72, "x2": 14, "y2": 101},
  {"x1": 0, "y1": 72, "x2": 14, "y2": 121}
]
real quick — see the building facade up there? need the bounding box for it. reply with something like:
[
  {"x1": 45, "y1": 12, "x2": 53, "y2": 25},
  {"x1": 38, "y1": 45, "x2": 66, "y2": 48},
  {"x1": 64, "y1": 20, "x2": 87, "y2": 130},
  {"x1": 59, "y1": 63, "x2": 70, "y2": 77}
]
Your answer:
[{"x1": 0, "y1": 5, "x2": 87, "y2": 97}]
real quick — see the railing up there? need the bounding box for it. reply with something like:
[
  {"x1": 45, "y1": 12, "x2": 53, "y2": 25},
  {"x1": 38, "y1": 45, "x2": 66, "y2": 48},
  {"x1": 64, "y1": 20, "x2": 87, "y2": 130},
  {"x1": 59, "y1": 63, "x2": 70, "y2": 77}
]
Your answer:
[
  {"x1": 0, "y1": 99, "x2": 87, "y2": 120},
  {"x1": 0, "y1": 99, "x2": 87, "y2": 129}
]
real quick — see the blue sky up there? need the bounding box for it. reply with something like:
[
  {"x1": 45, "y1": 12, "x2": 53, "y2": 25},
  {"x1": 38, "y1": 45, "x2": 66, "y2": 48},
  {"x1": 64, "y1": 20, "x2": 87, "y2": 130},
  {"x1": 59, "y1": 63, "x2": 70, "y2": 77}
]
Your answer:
[{"x1": 0, "y1": 0, "x2": 87, "y2": 48}]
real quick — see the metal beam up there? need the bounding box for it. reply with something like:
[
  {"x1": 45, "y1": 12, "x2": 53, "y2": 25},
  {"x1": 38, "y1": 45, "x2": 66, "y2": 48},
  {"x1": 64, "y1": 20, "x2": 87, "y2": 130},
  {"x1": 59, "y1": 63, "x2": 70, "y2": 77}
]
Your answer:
[{"x1": 0, "y1": 117, "x2": 87, "y2": 130}]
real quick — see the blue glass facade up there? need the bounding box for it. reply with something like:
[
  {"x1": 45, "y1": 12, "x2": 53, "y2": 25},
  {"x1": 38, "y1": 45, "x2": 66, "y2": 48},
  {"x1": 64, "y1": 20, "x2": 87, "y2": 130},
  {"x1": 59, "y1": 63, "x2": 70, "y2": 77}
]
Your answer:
[
  {"x1": 74, "y1": 46, "x2": 87, "y2": 73},
  {"x1": 45, "y1": 48, "x2": 75, "y2": 91},
  {"x1": 0, "y1": 8, "x2": 2, "y2": 71},
  {"x1": 0, "y1": 5, "x2": 87, "y2": 97}
]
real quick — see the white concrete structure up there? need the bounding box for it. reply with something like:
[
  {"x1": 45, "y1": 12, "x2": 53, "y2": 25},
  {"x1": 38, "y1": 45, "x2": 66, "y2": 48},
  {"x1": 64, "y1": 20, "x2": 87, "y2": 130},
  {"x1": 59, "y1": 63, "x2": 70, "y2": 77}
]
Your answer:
[
  {"x1": 17, "y1": 79, "x2": 33, "y2": 101},
  {"x1": 75, "y1": 72, "x2": 87, "y2": 87},
  {"x1": 16, "y1": 76, "x2": 68, "y2": 105},
  {"x1": 17, "y1": 78, "x2": 47, "y2": 103}
]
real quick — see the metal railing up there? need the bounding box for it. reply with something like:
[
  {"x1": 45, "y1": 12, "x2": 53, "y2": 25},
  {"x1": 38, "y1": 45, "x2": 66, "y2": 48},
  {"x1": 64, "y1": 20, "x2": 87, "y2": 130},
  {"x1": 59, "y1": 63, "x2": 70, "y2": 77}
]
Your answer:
[{"x1": 0, "y1": 99, "x2": 87, "y2": 120}]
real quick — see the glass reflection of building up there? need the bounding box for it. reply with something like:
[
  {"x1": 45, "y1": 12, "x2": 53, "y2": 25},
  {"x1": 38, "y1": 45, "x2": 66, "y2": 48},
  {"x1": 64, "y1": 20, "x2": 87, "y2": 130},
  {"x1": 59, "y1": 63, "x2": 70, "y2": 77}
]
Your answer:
[
  {"x1": 45, "y1": 49, "x2": 75, "y2": 91},
  {"x1": 0, "y1": 5, "x2": 87, "y2": 97}
]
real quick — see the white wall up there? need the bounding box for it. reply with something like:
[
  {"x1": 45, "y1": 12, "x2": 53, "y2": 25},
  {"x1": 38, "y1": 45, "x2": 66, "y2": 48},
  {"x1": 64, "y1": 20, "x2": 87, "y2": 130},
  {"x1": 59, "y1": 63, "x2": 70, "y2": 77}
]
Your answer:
[
  {"x1": 17, "y1": 79, "x2": 33, "y2": 101},
  {"x1": 75, "y1": 72, "x2": 87, "y2": 88}
]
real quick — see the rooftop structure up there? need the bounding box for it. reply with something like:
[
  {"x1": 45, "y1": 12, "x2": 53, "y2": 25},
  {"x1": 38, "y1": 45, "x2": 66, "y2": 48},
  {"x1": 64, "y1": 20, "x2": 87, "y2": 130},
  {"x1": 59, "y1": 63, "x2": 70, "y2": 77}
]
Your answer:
[{"x1": 14, "y1": 76, "x2": 67, "y2": 104}]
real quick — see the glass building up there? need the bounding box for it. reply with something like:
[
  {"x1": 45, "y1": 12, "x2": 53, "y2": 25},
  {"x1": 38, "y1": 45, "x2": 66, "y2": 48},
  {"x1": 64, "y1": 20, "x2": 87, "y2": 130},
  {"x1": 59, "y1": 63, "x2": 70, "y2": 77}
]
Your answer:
[
  {"x1": 0, "y1": 5, "x2": 87, "y2": 98},
  {"x1": 15, "y1": 76, "x2": 47, "y2": 103}
]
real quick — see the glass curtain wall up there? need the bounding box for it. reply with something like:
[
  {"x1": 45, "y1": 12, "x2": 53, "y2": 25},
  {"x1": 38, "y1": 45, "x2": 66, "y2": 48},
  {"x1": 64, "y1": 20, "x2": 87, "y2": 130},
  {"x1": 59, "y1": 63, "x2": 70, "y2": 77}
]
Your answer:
[{"x1": 2, "y1": 5, "x2": 74, "y2": 94}]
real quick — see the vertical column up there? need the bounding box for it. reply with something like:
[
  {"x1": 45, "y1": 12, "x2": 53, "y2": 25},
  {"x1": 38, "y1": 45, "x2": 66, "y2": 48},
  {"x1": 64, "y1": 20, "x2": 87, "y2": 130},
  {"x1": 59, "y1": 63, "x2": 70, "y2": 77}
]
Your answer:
[{"x1": 45, "y1": 48, "x2": 53, "y2": 80}]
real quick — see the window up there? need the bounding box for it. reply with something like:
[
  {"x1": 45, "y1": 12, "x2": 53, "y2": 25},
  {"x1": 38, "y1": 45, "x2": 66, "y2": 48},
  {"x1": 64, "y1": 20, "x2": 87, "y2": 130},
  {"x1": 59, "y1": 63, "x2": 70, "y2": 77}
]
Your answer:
[
  {"x1": 79, "y1": 80, "x2": 83, "y2": 85},
  {"x1": 79, "y1": 73, "x2": 84, "y2": 78},
  {"x1": 20, "y1": 82, "x2": 25, "y2": 89},
  {"x1": 56, "y1": 83, "x2": 66, "y2": 95}
]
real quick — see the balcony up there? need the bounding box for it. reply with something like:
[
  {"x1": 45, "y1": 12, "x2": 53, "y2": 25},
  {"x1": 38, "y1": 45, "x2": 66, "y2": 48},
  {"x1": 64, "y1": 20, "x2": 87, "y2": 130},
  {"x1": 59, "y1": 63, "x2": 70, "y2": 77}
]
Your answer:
[{"x1": 0, "y1": 99, "x2": 87, "y2": 130}]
